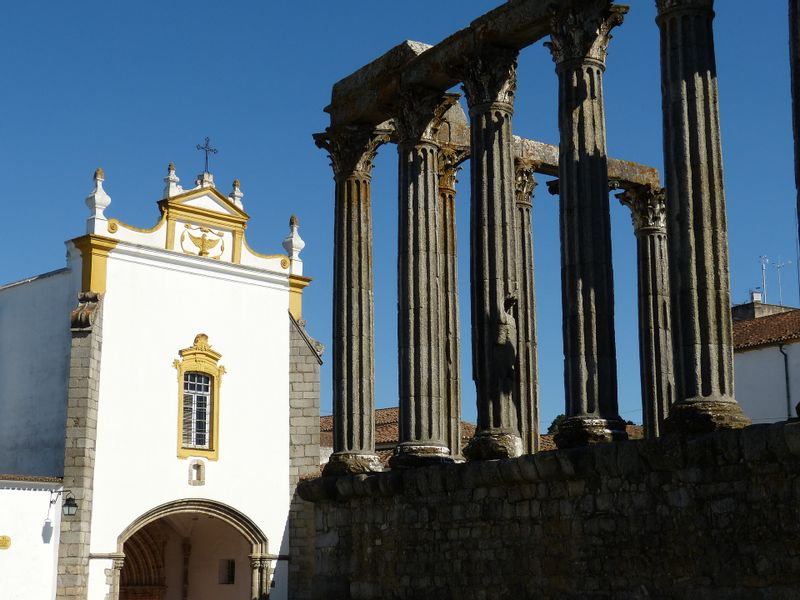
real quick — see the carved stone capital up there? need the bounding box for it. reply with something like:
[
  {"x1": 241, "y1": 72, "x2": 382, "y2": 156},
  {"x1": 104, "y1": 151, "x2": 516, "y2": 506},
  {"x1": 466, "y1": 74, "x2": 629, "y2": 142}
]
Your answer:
[
  {"x1": 70, "y1": 292, "x2": 101, "y2": 330},
  {"x1": 656, "y1": 0, "x2": 714, "y2": 16},
  {"x1": 313, "y1": 125, "x2": 391, "y2": 178},
  {"x1": 514, "y1": 159, "x2": 538, "y2": 207},
  {"x1": 546, "y1": 4, "x2": 628, "y2": 67},
  {"x1": 546, "y1": 179, "x2": 560, "y2": 196},
  {"x1": 437, "y1": 144, "x2": 470, "y2": 192},
  {"x1": 617, "y1": 185, "x2": 667, "y2": 233},
  {"x1": 452, "y1": 45, "x2": 518, "y2": 110},
  {"x1": 393, "y1": 91, "x2": 458, "y2": 146}
]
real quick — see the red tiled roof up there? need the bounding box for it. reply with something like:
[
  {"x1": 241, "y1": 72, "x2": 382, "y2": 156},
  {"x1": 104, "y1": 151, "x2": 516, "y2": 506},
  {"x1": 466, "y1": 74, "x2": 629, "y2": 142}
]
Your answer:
[
  {"x1": 733, "y1": 309, "x2": 800, "y2": 350},
  {"x1": 320, "y1": 408, "x2": 642, "y2": 451}
]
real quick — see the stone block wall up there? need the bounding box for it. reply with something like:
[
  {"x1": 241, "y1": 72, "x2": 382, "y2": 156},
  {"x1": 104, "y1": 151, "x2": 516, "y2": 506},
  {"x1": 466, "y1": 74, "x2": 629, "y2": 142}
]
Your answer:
[
  {"x1": 299, "y1": 422, "x2": 800, "y2": 600},
  {"x1": 288, "y1": 315, "x2": 323, "y2": 600},
  {"x1": 57, "y1": 293, "x2": 104, "y2": 600}
]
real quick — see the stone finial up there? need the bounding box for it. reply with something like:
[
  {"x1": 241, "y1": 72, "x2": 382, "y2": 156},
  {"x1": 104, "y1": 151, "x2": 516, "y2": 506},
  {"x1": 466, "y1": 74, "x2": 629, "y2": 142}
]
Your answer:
[
  {"x1": 163, "y1": 162, "x2": 184, "y2": 198},
  {"x1": 229, "y1": 179, "x2": 244, "y2": 209},
  {"x1": 85, "y1": 167, "x2": 112, "y2": 234},
  {"x1": 282, "y1": 214, "x2": 305, "y2": 275},
  {"x1": 195, "y1": 171, "x2": 214, "y2": 189}
]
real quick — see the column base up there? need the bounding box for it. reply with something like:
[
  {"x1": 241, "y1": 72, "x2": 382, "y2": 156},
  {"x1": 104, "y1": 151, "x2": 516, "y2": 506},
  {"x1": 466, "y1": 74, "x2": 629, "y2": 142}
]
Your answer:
[
  {"x1": 663, "y1": 398, "x2": 751, "y2": 434},
  {"x1": 555, "y1": 416, "x2": 628, "y2": 449},
  {"x1": 463, "y1": 431, "x2": 522, "y2": 461},
  {"x1": 389, "y1": 443, "x2": 454, "y2": 469},
  {"x1": 322, "y1": 452, "x2": 383, "y2": 476}
]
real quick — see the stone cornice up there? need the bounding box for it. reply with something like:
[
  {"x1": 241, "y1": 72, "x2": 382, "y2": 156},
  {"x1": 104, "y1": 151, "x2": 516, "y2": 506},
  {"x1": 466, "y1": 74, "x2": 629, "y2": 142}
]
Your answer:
[
  {"x1": 546, "y1": 4, "x2": 628, "y2": 67},
  {"x1": 617, "y1": 185, "x2": 667, "y2": 233},
  {"x1": 313, "y1": 124, "x2": 391, "y2": 178}
]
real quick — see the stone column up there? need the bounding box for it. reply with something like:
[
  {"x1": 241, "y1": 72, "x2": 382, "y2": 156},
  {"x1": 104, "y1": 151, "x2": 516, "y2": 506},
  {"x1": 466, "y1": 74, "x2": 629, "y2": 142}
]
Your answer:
[
  {"x1": 656, "y1": 0, "x2": 750, "y2": 431},
  {"x1": 250, "y1": 556, "x2": 260, "y2": 600},
  {"x1": 438, "y1": 144, "x2": 469, "y2": 458},
  {"x1": 455, "y1": 45, "x2": 522, "y2": 460},
  {"x1": 618, "y1": 185, "x2": 675, "y2": 438},
  {"x1": 546, "y1": 3, "x2": 629, "y2": 448},
  {"x1": 56, "y1": 292, "x2": 104, "y2": 600},
  {"x1": 514, "y1": 159, "x2": 540, "y2": 454},
  {"x1": 390, "y1": 92, "x2": 456, "y2": 468},
  {"x1": 791, "y1": 0, "x2": 800, "y2": 292},
  {"x1": 314, "y1": 125, "x2": 390, "y2": 474}
]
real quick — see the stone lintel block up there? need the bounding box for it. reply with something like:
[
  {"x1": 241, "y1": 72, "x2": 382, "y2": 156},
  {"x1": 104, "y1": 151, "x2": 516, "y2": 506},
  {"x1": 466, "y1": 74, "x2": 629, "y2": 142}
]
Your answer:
[{"x1": 663, "y1": 399, "x2": 751, "y2": 434}]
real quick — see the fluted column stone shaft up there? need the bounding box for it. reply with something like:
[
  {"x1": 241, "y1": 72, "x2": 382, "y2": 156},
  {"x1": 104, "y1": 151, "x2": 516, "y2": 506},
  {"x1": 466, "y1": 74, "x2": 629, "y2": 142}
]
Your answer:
[
  {"x1": 438, "y1": 144, "x2": 469, "y2": 458},
  {"x1": 547, "y1": 3, "x2": 628, "y2": 448},
  {"x1": 314, "y1": 125, "x2": 389, "y2": 474},
  {"x1": 391, "y1": 93, "x2": 457, "y2": 467},
  {"x1": 790, "y1": 0, "x2": 800, "y2": 295},
  {"x1": 455, "y1": 46, "x2": 522, "y2": 460},
  {"x1": 514, "y1": 159, "x2": 540, "y2": 454},
  {"x1": 618, "y1": 185, "x2": 675, "y2": 438},
  {"x1": 656, "y1": 0, "x2": 750, "y2": 431}
]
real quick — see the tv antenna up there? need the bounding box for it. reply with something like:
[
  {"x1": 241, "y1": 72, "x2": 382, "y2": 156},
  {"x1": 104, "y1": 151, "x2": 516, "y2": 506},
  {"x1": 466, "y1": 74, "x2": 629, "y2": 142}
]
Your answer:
[
  {"x1": 776, "y1": 257, "x2": 792, "y2": 306},
  {"x1": 760, "y1": 255, "x2": 770, "y2": 303}
]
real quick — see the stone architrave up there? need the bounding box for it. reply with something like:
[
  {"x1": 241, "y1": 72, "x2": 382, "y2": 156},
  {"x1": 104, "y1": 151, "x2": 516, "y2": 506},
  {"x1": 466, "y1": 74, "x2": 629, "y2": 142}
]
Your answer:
[
  {"x1": 655, "y1": 0, "x2": 750, "y2": 431},
  {"x1": 390, "y1": 91, "x2": 458, "y2": 468},
  {"x1": 314, "y1": 125, "x2": 390, "y2": 474},
  {"x1": 438, "y1": 144, "x2": 470, "y2": 458},
  {"x1": 618, "y1": 185, "x2": 675, "y2": 438},
  {"x1": 454, "y1": 45, "x2": 523, "y2": 460},
  {"x1": 514, "y1": 159, "x2": 540, "y2": 454},
  {"x1": 546, "y1": 3, "x2": 629, "y2": 448}
]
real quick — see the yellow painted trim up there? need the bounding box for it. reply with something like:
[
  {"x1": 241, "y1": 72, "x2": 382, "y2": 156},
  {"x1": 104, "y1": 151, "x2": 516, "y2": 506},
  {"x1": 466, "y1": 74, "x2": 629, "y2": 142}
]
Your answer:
[
  {"x1": 232, "y1": 230, "x2": 243, "y2": 264},
  {"x1": 72, "y1": 235, "x2": 118, "y2": 294},
  {"x1": 107, "y1": 213, "x2": 167, "y2": 235},
  {"x1": 163, "y1": 186, "x2": 250, "y2": 220},
  {"x1": 288, "y1": 275, "x2": 312, "y2": 320},
  {"x1": 173, "y1": 334, "x2": 225, "y2": 461},
  {"x1": 166, "y1": 218, "x2": 176, "y2": 250},
  {"x1": 163, "y1": 203, "x2": 248, "y2": 231},
  {"x1": 242, "y1": 236, "x2": 290, "y2": 263}
]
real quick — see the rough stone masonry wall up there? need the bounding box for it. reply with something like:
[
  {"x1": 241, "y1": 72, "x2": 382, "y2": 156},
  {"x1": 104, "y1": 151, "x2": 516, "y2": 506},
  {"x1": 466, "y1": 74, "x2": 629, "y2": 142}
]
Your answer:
[
  {"x1": 300, "y1": 422, "x2": 800, "y2": 600},
  {"x1": 288, "y1": 315, "x2": 323, "y2": 600}
]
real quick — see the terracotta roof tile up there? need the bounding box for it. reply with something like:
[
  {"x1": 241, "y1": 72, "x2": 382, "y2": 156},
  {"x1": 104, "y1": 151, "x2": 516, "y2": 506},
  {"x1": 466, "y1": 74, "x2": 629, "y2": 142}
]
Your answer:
[
  {"x1": 320, "y1": 409, "x2": 643, "y2": 451},
  {"x1": 733, "y1": 309, "x2": 800, "y2": 350}
]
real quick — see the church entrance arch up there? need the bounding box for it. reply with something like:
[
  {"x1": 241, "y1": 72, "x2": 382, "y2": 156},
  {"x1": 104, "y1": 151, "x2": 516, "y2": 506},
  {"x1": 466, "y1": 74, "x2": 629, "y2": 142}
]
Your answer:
[{"x1": 115, "y1": 498, "x2": 271, "y2": 600}]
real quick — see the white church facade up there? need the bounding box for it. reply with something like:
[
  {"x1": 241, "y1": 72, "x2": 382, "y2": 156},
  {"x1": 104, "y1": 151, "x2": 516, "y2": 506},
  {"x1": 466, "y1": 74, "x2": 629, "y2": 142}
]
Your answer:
[{"x1": 0, "y1": 165, "x2": 322, "y2": 600}]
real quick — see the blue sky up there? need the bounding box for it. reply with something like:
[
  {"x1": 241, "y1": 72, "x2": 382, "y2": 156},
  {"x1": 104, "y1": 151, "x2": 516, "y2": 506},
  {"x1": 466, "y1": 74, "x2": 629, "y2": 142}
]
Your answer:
[{"x1": 1, "y1": 1, "x2": 796, "y2": 431}]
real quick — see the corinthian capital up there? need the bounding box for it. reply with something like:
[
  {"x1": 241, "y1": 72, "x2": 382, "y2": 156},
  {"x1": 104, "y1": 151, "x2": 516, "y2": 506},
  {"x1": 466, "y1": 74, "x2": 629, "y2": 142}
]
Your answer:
[
  {"x1": 452, "y1": 45, "x2": 518, "y2": 109},
  {"x1": 655, "y1": 0, "x2": 714, "y2": 16},
  {"x1": 514, "y1": 159, "x2": 538, "y2": 207},
  {"x1": 617, "y1": 185, "x2": 667, "y2": 233},
  {"x1": 437, "y1": 144, "x2": 469, "y2": 191},
  {"x1": 393, "y1": 91, "x2": 458, "y2": 146},
  {"x1": 313, "y1": 125, "x2": 391, "y2": 178},
  {"x1": 546, "y1": 4, "x2": 628, "y2": 66}
]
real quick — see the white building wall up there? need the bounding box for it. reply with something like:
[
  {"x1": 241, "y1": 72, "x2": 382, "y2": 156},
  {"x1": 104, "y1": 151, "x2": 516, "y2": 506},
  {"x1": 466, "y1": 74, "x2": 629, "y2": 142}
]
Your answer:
[
  {"x1": 0, "y1": 480, "x2": 63, "y2": 599},
  {"x1": 87, "y1": 248, "x2": 291, "y2": 600},
  {"x1": 0, "y1": 269, "x2": 77, "y2": 476},
  {"x1": 734, "y1": 341, "x2": 800, "y2": 424}
]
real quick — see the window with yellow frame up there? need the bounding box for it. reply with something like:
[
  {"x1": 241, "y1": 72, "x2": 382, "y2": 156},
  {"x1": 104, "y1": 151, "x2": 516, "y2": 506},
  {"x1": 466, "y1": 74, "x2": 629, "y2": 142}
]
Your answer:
[{"x1": 173, "y1": 334, "x2": 225, "y2": 460}]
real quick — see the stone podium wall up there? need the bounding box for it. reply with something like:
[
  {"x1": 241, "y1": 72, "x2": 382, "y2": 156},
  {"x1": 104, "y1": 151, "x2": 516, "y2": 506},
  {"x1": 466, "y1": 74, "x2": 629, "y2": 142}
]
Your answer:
[{"x1": 299, "y1": 423, "x2": 800, "y2": 599}]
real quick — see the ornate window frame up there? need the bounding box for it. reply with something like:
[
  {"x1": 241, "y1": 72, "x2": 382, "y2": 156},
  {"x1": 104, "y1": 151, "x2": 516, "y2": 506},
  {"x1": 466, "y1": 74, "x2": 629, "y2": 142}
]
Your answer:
[{"x1": 173, "y1": 334, "x2": 225, "y2": 460}]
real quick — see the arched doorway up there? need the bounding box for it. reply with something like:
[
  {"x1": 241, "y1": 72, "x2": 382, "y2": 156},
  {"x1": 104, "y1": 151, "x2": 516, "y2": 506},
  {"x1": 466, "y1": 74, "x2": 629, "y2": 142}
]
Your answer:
[{"x1": 115, "y1": 499, "x2": 271, "y2": 600}]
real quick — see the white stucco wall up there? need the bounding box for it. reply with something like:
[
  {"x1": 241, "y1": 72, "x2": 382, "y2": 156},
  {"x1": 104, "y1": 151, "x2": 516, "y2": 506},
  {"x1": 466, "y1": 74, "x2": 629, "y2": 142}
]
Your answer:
[
  {"x1": 86, "y1": 244, "x2": 291, "y2": 600},
  {"x1": 734, "y1": 341, "x2": 800, "y2": 424},
  {"x1": 0, "y1": 479, "x2": 62, "y2": 599},
  {"x1": 0, "y1": 268, "x2": 77, "y2": 476}
]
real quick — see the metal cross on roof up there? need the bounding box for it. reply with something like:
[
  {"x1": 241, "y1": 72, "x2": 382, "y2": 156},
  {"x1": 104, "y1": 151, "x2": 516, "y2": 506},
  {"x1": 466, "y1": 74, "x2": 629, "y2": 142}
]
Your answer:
[{"x1": 196, "y1": 137, "x2": 218, "y2": 173}]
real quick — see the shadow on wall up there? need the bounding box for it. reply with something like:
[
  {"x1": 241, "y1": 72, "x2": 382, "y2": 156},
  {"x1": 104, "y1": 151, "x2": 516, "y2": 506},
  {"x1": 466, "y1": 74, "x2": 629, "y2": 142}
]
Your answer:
[{"x1": 41, "y1": 519, "x2": 54, "y2": 544}]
